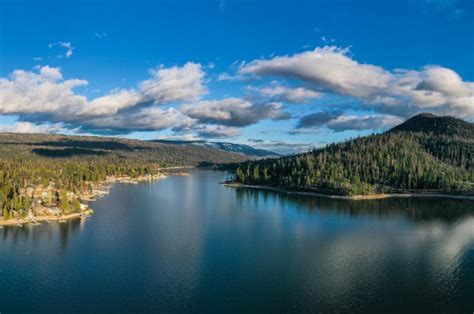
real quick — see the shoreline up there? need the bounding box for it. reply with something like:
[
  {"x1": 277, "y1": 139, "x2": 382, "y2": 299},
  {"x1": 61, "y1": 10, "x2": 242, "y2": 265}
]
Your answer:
[
  {"x1": 0, "y1": 209, "x2": 95, "y2": 227},
  {"x1": 0, "y1": 172, "x2": 169, "y2": 227},
  {"x1": 223, "y1": 182, "x2": 474, "y2": 201}
]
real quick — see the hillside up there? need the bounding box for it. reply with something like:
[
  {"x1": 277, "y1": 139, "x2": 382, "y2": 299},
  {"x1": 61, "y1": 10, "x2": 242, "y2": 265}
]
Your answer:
[
  {"x1": 0, "y1": 133, "x2": 250, "y2": 220},
  {"x1": 0, "y1": 133, "x2": 249, "y2": 165},
  {"x1": 231, "y1": 114, "x2": 474, "y2": 196},
  {"x1": 152, "y1": 140, "x2": 279, "y2": 158}
]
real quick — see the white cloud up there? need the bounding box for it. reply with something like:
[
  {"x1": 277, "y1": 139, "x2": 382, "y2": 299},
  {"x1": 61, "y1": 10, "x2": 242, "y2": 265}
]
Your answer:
[
  {"x1": 3, "y1": 62, "x2": 294, "y2": 137},
  {"x1": 0, "y1": 67, "x2": 88, "y2": 115},
  {"x1": 39, "y1": 65, "x2": 63, "y2": 81},
  {"x1": 83, "y1": 89, "x2": 142, "y2": 116},
  {"x1": 48, "y1": 41, "x2": 75, "y2": 58},
  {"x1": 240, "y1": 46, "x2": 474, "y2": 118},
  {"x1": 0, "y1": 64, "x2": 208, "y2": 134},
  {"x1": 241, "y1": 46, "x2": 390, "y2": 98},
  {"x1": 3, "y1": 46, "x2": 471, "y2": 139},
  {"x1": 140, "y1": 62, "x2": 207, "y2": 103},
  {"x1": 59, "y1": 42, "x2": 74, "y2": 58},
  {"x1": 0, "y1": 122, "x2": 65, "y2": 134}
]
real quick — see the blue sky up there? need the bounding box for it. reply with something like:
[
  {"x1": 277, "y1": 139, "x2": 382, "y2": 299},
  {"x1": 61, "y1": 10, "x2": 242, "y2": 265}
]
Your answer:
[{"x1": 0, "y1": 0, "x2": 472, "y2": 153}]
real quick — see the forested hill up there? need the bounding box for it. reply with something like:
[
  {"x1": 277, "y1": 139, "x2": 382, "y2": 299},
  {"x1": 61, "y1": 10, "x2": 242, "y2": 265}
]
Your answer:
[
  {"x1": 0, "y1": 133, "x2": 251, "y2": 219},
  {"x1": 0, "y1": 133, "x2": 249, "y2": 165},
  {"x1": 232, "y1": 114, "x2": 474, "y2": 196}
]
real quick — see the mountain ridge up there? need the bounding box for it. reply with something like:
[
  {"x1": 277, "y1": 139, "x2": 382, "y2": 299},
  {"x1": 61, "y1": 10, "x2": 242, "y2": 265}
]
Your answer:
[
  {"x1": 151, "y1": 139, "x2": 279, "y2": 158},
  {"x1": 0, "y1": 132, "x2": 251, "y2": 165}
]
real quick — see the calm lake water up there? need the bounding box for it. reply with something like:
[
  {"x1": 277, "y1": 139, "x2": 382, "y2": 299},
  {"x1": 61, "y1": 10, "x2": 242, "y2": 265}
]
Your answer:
[{"x1": 1, "y1": 170, "x2": 473, "y2": 313}]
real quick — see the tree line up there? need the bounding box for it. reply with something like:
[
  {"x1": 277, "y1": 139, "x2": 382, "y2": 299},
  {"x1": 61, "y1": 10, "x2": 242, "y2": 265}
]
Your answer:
[
  {"x1": 0, "y1": 158, "x2": 157, "y2": 219},
  {"x1": 234, "y1": 132, "x2": 474, "y2": 195}
]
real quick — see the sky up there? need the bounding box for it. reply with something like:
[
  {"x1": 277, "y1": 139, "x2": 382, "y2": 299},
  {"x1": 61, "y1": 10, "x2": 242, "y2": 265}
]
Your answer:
[{"x1": 0, "y1": 0, "x2": 473, "y2": 154}]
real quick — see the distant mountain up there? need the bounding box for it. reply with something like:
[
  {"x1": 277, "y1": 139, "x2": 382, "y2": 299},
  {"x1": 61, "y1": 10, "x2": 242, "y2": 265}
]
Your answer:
[
  {"x1": 151, "y1": 140, "x2": 279, "y2": 158},
  {"x1": 232, "y1": 114, "x2": 474, "y2": 196},
  {"x1": 389, "y1": 113, "x2": 474, "y2": 138}
]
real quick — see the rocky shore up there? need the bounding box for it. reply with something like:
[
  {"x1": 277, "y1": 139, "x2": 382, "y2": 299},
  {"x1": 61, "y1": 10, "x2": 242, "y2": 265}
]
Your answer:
[{"x1": 0, "y1": 173, "x2": 167, "y2": 227}]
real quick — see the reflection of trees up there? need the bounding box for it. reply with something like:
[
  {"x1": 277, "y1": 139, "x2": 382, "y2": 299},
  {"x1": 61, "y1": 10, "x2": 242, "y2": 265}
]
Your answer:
[
  {"x1": 234, "y1": 187, "x2": 473, "y2": 223},
  {"x1": 59, "y1": 219, "x2": 81, "y2": 249},
  {"x1": 1, "y1": 218, "x2": 82, "y2": 248}
]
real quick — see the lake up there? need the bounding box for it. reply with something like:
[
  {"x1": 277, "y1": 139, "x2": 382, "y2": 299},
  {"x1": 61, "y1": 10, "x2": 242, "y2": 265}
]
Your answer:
[{"x1": 1, "y1": 170, "x2": 473, "y2": 313}]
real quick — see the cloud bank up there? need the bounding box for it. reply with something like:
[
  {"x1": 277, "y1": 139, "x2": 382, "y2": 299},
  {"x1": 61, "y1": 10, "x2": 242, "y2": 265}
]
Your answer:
[
  {"x1": 0, "y1": 63, "x2": 287, "y2": 138},
  {"x1": 0, "y1": 46, "x2": 472, "y2": 144},
  {"x1": 240, "y1": 46, "x2": 473, "y2": 130}
]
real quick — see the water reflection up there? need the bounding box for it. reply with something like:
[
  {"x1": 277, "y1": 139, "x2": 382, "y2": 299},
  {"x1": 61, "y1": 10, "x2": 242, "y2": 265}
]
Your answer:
[
  {"x1": 229, "y1": 180, "x2": 474, "y2": 312},
  {"x1": 0, "y1": 170, "x2": 472, "y2": 313},
  {"x1": 1, "y1": 218, "x2": 84, "y2": 249},
  {"x1": 235, "y1": 187, "x2": 474, "y2": 222}
]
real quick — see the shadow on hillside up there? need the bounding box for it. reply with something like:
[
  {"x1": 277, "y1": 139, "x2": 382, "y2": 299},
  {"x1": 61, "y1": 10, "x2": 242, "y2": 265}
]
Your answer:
[
  {"x1": 0, "y1": 139, "x2": 139, "y2": 151},
  {"x1": 32, "y1": 148, "x2": 109, "y2": 158},
  {"x1": 37, "y1": 140, "x2": 135, "y2": 151}
]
